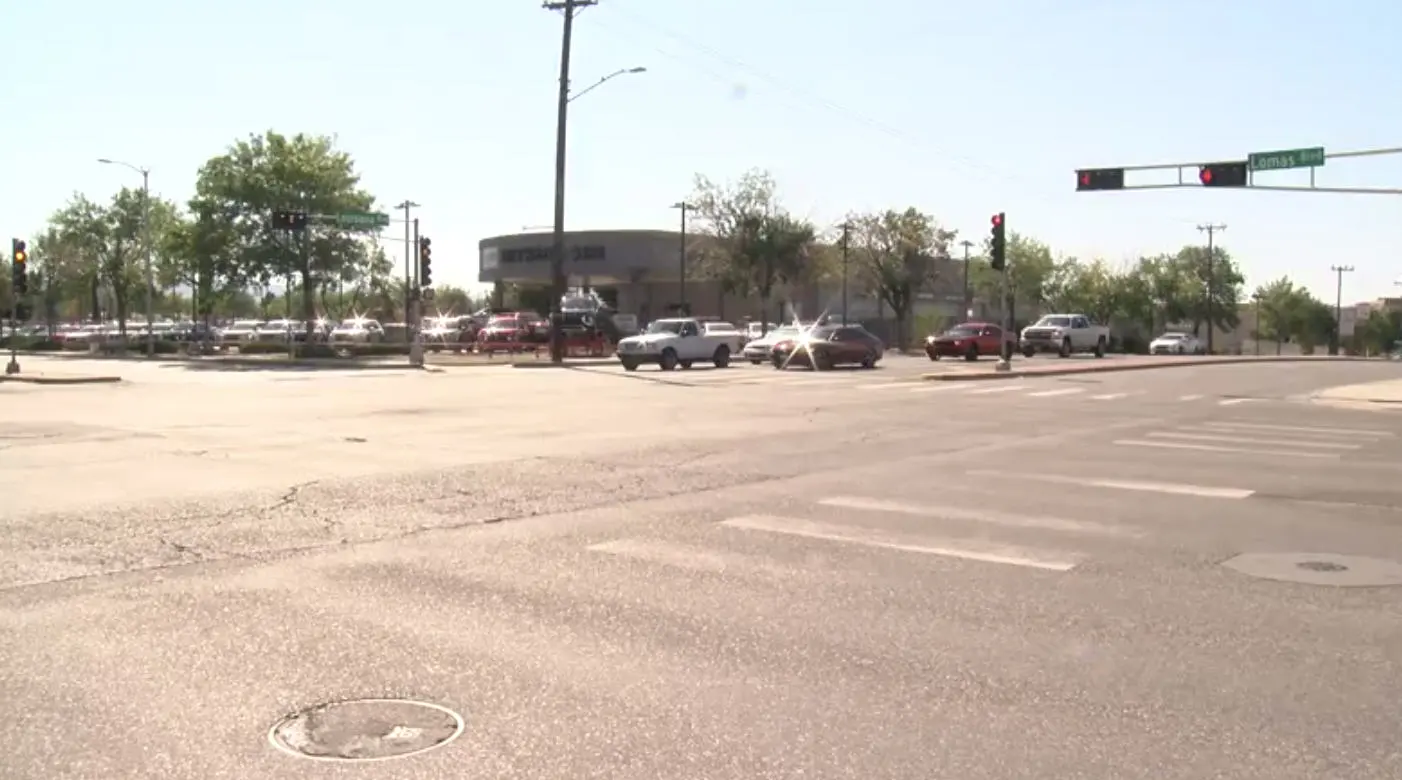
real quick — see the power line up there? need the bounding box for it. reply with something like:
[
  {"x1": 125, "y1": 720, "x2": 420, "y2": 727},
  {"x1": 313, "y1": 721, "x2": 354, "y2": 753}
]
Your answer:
[{"x1": 1196, "y1": 223, "x2": 1226, "y2": 354}]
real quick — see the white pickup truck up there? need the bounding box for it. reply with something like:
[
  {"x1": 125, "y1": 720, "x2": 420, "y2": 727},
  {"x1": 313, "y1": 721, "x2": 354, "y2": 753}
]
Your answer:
[
  {"x1": 615, "y1": 318, "x2": 746, "y2": 371},
  {"x1": 1019, "y1": 313, "x2": 1109, "y2": 358}
]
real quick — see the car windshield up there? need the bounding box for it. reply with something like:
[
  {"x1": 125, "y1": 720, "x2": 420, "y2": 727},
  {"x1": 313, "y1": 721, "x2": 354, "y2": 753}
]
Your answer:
[
  {"x1": 1158, "y1": 333, "x2": 1186, "y2": 340},
  {"x1": 339, "y1": 319, "x2": 371, "y2": 328},
  {"x1": 486, "y1": 316, "x2": 520, "y2": 327},
  {"x1": 646, "y1": 321, "x2": 685, "y2": 335},
  {"x1": 944, "y1": 327, "x2": 981, "y2": 338},
  {"x1": 1035, "y1": 316, "x2": 1072, "y2": 328}
]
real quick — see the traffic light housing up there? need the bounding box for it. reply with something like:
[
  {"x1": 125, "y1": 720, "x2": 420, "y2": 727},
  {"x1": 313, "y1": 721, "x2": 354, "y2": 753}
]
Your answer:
[
  {"x1": 989, "y1": 213, "x2": 1007, "y2": 272},
  {"x1": 1076, "y1": 168, "x2": 1125, "y2": 192},
  {"x1": 271, "y1": 210, "x2": 309, "y2": 231},
  {"x1": 418, "y1": 237, "x2": 432, "y2": 286},
  {"x1": 1198, "y1": 162, "x2": 1249, "y2": 188},
  {"x1": 11, "y1": 238, "x2": 27, "y2": 296}
]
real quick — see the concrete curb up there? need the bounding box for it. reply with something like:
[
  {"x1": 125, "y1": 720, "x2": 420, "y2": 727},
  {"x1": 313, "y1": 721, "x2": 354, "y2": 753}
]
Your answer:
[
  {"x1": 510, "y1": 359, "x2": 617, "y2": 369},
  {"x1": 922, "y1": 355, "x2": 1376, "y2": 382},
  {"x1": 0, "y1": 374, "x2": 123, "y2": 385}
]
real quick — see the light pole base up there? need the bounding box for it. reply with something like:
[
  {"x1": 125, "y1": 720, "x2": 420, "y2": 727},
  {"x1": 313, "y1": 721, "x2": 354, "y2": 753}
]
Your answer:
[
  {"x1": 993, "y1": 359, "x2": 1012, "y2": 373},
  {"x1": 5, "y1": 358, "x2": 19, "y2": 375},
  {"x1": 409, "y1": 342, "x2": 425, "y2": 367}
]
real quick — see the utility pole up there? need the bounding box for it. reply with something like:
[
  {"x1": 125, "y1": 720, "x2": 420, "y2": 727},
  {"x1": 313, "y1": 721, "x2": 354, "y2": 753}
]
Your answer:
[
  {"x1": 410, "y1": 218, "x2": 424, "y2": 366},
  {"x1": 959, "y1": 239, "x2": 974, "y2": 319},
  {"x1": 1196, "y1": 223, "x2": 1226, "y2": 354},
  {"x1": 840, "y1": 222, "x2": 851, "y2": 324},
  {"x1": 396, "y1": 200, "x2": 419, "y2": 330},
  {"x1": 1331, "y1": 264, "x2": 1355, "y2": 356},
  {"x1": 544, "y1": 0, "x2": 597, "y2": 363},
  {"x1": 671, "y1": 201, "x2": 690, "y2": 313}
]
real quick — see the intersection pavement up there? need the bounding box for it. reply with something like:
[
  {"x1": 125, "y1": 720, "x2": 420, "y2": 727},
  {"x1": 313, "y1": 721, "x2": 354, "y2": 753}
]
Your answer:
[{"x1": 2, "y1": 360, "x2": 1401, "y2": 778}]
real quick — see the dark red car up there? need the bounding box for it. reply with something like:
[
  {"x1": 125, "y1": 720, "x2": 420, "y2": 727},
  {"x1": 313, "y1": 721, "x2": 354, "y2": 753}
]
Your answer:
[
  {"x1": 771, "y1": 324, "x2": 884, "y2": 370},
  {"x1": 926, "y1": 322, "x2": 1007, "y2": 361},
  {"x1": 477, "y1": 313, "x2": 548, "y2": 347}
]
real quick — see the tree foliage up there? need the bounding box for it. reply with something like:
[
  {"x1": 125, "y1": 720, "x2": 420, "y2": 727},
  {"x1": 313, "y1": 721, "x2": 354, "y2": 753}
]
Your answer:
[
  {"x1": 848, "y1": 207, "x2": 955, "y2": 349},
  {"x1": 687, "y1": 168, "x2": 819, "y2": 328}
]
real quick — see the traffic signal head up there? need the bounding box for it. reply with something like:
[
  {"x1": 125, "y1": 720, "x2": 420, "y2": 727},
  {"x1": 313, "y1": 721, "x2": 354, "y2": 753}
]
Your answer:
[
  {"x1": 989, "y1": 213, "x2": 1007, "y2": 271},
  {"x1": 1076, "y1": 168, "x2": 1126, "y2": 192},
  {"x1": 11, "y1": 239, "x2": 27, "y2": 295},
  {"x1": 1198, "y1": 161, "x2": 1249, "y2": 188},
  {"x1": 418, "y1": 237, "x2": 433, "y2": 286}
]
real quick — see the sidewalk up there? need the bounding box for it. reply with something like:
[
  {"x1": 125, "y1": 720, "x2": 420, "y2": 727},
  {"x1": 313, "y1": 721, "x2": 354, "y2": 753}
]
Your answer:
[
  {"x1": 1312, "y1": 378, "x2": 1402, "y2": 408},
  {"x1": 924, "y1": 354, "x2": 1372, "y2": 382}
]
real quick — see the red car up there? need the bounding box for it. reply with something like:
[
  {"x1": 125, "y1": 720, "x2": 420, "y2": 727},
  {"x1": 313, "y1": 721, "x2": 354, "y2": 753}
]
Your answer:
[
  {"x1": 926, "y1": 322, "x2": 1008, "y2": 361},
  {"x1": 771, "y1": 324, "x2": 884, "y2": 370}
]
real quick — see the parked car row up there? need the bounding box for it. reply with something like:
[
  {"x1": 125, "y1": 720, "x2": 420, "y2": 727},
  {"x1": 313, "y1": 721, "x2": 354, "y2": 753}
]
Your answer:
[
  {"x1": 615, "y1": 318, "x2": 886, "y2": 372},
  {"x1": 925, "y1": 314, "x2": 1208, "y2": 361}
]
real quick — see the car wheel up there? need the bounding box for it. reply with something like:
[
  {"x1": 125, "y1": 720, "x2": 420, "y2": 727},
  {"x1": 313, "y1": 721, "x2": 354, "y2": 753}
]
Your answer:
[
  {"x1": 1093, "y1": 337, "x2": 1106, "y2": 358},
  {"x1": 861, "y1": 349, "x2": 878, "y2": 369},
  {"x1": 771, "y1": 355, "x2": 785, "y2": 370},
  {"x1": 964, "y1": 345, "x2": 979, "y2": 362},
  {"x1": 620, "y1": 357, "x2": 639, "y2": 372},
  {"x1": 712, "y1": 345, "x2": 731, "y2": 368},
  {"x1": 1058, "y1": 338, "x2": 1072, "y2": 358},
  {"x1": 1022, "y1": 347, "x2": 1036, "y2": 359},
  {"x1": 749, "y1": 359, "x2": 762, "y2": 365},
  {"x1": 659, "y1": 348, "x2": 679, "y2": 371},
  {"x1": 928, "y1": 351, "x2": 940, "y2": 361},
  {"x1": 813, "y1": 351, "x2": 832, "y2": 371}
]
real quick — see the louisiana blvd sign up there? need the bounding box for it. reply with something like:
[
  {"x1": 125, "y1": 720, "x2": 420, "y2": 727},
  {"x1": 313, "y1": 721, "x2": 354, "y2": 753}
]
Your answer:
[
  {"x1": 1248, "y1": 147, "x2": 1325, "y2": 172},
  {"x1": 336, "y1": 211, "x2": 390, "y2": 228}
]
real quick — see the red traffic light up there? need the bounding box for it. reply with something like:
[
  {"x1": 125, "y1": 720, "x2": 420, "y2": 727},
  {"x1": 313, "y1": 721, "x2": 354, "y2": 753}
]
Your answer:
[
  {"x1": 1199, "y1": 167, "x2": 1213, "y2": 185},
  {"x1": 1079, "y1": 172, "x2": 1091, "y2": 188},
  {"x1": 991, "y1": 213, "x2": 1003, "y2": 228}
]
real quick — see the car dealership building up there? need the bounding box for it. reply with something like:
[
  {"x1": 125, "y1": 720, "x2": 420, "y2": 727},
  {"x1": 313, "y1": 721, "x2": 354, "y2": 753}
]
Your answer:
[{"x1": 477, "y1": 228, "x2": 970, "y2": 330}]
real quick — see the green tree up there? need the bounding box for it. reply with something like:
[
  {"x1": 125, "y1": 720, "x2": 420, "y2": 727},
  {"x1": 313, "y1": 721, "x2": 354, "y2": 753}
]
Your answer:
[
  {"x1": 849, "y1": 207, "x2": 955, "y2": 349},
  {"x1": 1046, "y1": 259, "x2": 1125, "y2": 325},
  {"x1": 1251, "y1": 277, "x2": 1302, "y2": 350},
  {"x1": 1173, "y1": 244, "x2": 1244, "y2": 335},
  {"x1": 687, "y1": 169, "x2": 816, "y2": 327},
  {"x1": 190, "y1": 131, "x2": 377, "y2": 334}
]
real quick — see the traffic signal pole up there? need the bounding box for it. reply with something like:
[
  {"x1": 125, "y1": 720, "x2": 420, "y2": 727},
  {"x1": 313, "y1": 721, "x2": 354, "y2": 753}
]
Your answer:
[
  {"x1": 1075, "y1": 146, "x2": 1402, "y2": 195},
  {"x1": 8, "y1": 239, "x2": 26, "y2": 375},
  {"x1": 409, "y1": 218, "x2": 424, "y2": 368}
]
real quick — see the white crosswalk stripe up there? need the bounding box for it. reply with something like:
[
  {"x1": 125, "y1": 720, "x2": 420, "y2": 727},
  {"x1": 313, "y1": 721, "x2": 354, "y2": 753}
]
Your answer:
[
  {"x1": 586, "y1": 474, "x2": 1259, "y2": 578},
  {"x1": 1111, "y1": 420, "x2": 1382, "y2": 461}
]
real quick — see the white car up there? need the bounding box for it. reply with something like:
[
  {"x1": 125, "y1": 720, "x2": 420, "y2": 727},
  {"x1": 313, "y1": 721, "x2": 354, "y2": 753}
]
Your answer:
[
  {"x1": 742, "y1": 324, "x2": 802, "y2": 364},
  {"x1": 330, "y1": 318, "x2": 384, "y2": 343},
  {"x1": 1149, "y1": 332, "x2": 1204, "y2": 355},
  {"x1": 615, "y1": 318, "x2": 743, "y2": 371}
]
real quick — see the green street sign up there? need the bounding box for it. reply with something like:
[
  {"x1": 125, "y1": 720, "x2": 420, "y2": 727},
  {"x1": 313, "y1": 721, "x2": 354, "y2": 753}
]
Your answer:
[
  {"x1": 1248, "y1": 147, "x2": 1325, "y2": 172},
  {"x1": 334, "y1": 211, "x2": 391, "y2": 229}
]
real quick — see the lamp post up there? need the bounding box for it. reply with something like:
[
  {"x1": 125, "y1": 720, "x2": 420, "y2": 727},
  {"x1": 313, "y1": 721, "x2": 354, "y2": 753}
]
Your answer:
[
  {"x1": 671, "y1": 201, "x2": 691, "y2": 313},
  {"x1": 98, "y1": 158, "x2": 155, "y2": 357},
  {"x1": 547, "y1": 55, "x2": 646, "y2": 363},
  {"x1": 959, "y1": 239, "x2": 974, "y2": 318}
]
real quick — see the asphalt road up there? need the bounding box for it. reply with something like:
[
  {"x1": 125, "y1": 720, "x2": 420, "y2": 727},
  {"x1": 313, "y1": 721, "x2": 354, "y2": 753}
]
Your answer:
[{"x1": 2, "y1": 359, "x2": 1401, "y2": 779}]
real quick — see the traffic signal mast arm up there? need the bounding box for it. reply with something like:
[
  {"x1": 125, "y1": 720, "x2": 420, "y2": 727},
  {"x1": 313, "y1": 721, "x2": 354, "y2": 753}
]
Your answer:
[{"x1": 1072, "y1": 145, "x2": 1402, "y2": 195}]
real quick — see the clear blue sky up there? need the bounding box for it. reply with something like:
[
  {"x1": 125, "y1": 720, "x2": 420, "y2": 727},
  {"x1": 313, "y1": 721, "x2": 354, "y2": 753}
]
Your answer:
[{"x1": 5, "y1": 0, "x2": 1400, "y2": 304}]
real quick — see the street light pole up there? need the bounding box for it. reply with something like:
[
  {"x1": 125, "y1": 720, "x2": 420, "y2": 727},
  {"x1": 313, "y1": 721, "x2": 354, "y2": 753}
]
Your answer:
[
  {"x1": 98, "y1": 158, "x2": 155, "y2": 357},
  {"x1": 671, "y1": 202, "x2": 690, "y2": 313},
  {"x1": 1196, "y1": 223, "x2": 1226, "y2": 354},
  {"x1": 959, "y1": 239, "x2": 974, "y2": 319},
  {"x1": 840, "y1": 222, "x2": 852, "y2": 324},
  {"x1": 1331, "y1": 264, "x2": 1355, "y2": 355},
  {"x1": 395, "y1": 200, "x2": 420, "y2": 331}
]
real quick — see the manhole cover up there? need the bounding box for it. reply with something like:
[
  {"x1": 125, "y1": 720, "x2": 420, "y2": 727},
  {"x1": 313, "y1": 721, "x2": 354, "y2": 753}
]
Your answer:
[
  {"x1": 268, "y1": 698, "x2": 464, "y2": 762},
  {"x1": 1222, "y1": 553, "x2": 1402, "y2": 587}
]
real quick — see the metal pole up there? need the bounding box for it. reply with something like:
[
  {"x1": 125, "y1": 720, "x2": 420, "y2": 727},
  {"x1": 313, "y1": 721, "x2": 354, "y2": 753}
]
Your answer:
[
  {"x1": 143, "y1": 170, "x2": 155, "y2": 357},
  {"x1": 840, "y1": 222, "x2": 850, "y2": 324},
  {"x1": 397, "y1": 200, "x2": 417, "y2": 329},
  {"x1": 545, "y1": 0, "x2": 596, "y2": 363},
  {"x1": 678, "y1": 203, "x2": 687, "y2": 312},
  {"x1": 1331, "y1": 264, "x2": 1354, "y2": 355},
  {"x1": 959, "y1": 239, "x2": 974, "y2": 318},
  {"x1": 410, "y1": 218, "x2": 424, "y2": 367},
  {"x1": 1196, "y1": 223, "x2": 1226, "y2": 354}
]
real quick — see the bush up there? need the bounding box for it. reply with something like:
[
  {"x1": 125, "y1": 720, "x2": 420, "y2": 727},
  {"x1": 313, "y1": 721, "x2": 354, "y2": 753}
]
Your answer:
[{"x1": 1, "y1": 336, "x2": 65, "y2": 351}]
